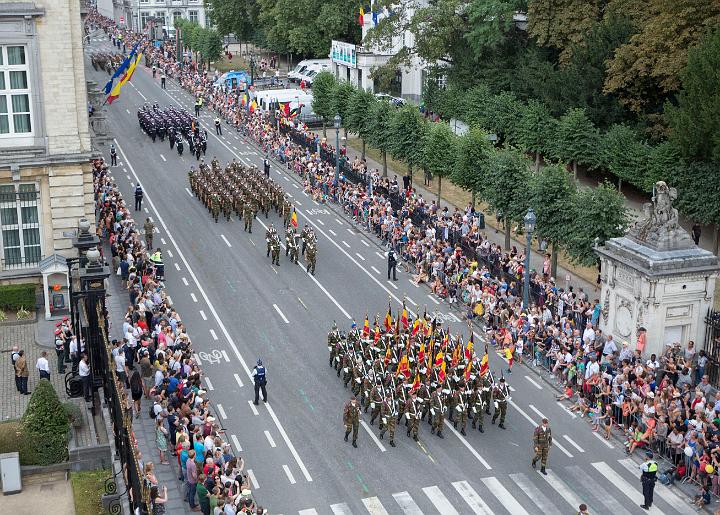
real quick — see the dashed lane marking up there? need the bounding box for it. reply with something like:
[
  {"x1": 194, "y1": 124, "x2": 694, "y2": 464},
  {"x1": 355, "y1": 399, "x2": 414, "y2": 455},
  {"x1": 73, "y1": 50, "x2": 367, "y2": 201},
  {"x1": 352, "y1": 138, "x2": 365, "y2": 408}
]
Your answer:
[
  {"x1": 160, "y1": 154, "x2": 166, "y2": 161},
  {"x1": 247, "y1": 469, "x2": 259, "y2": 489},
  {"x1": 231, "y1": 434, "x2": 242, "y2": 452},
  {"x1": 316, "y1": 219, "x2": 325, "y2": 226},
  {"x1": 248, "y1": 400, "x2": 259, "y2": 416},
  {"x1": 234, "y1": 373, "x2": 244, "y2": 388},
  {"x1": 283, "y1": 464, "x2": 296, "y2": 485},
  {"x1": 160, "y1": 238, "x2": 166, "y2": 245},
  {"x1": 199, "y1": 310, "x2": 207, "y2": 320},
  {"x1": 371, "y1": 266, "x2": 380, "y2": 274},
  {"x1": 204, "y1": 377, "x2": 214, "y2": 390},
  {"x1": 185, "y1": 188, "x2": 192, "y2": 196},
  {"x1": 428, "y1": 294, "x2": 439, "y2": 304},
  {"x1": 222, "y1": 350, "x2": 230, "y2": 362},
  {"x1": 273, "y1": 304, "x2": 289, "y2": 324},
  {"x1": 361, "y1": 240, "x2": 370, "y2": 247},
  {"x1": 166, "y1": 250, "x2": 173, "y2": 258},
  {"x1": 387, "y1": 281, "x2": 398, "y2": 290},
  {"x1": 360, "y1": 420, "x2": 386, "y2": 452},
  {"x1": 342, "y1": 241, "x2": 351, "y2": 248},
  {"x1": 216, "y1": 404, "x2": 227, "y2": 419},
  {"x1": 210, "y1": 329, "x2": 218, "y2": 341},
  {"x1": 265, "y1": 430, "x2": 277, "y2": 448},
  {"x1": 329, "y1": 229, "x2": 337, "y2": 236},
  {"x1": 221, "y1": 234, "x2": 232, "y2": 247},
  {"x1": 335, "y1": 218, "x2": 343, "y2": 225},
  {"x1": 174, "y1": 262, "x2": 180, "y2": 271},
  {"x1": 355, "y1": 252, "x2": 365, "y2": 261},
  {"x1": 525, "y1": 375, "x2": 543, "y2": 389},
  {"x1": 182, "y1": 277, "x2": 188, "y2": 286},
  {"x1": 190, "y1": 293, "x2": 198, "y2": 303},
  {"x1": 562, "y1": 434, "x2": 585, "y2": 453}
]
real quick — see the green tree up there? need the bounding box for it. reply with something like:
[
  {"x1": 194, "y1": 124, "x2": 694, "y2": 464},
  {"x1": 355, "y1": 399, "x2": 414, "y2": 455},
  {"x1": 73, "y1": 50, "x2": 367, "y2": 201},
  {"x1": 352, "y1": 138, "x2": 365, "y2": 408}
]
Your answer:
[
  {"x1": 641, "y1": 140, "x2": 683, "y2": 192},
  {"x1": 21, "y1": 379, "x2": 69, "y2": 465},
  {"x1": 516, "y1": 99, "x2": 555, "y2": 171},
  {"x1": 388, "y1": 105, "x2": 427, "y2": 181},
  {"x1": 597, "y1": 124, "x2": 649, "y2": 191},
  {"x1": 367, "y1": 100, "x2": 396, "y2": 176},
  {"x1": 674, "y1": 160, "x2": 720, "y2": 253},
  {"x1": 452, "y1": 127, "x2": 494, "y2": 207},
  {"x1": 199, "y1": 29, "x2": 224, "y2": 66},
  {"x1": 552, "y1": 108, "x2": 598, "y2": 180},
  {"x1": 205, "y1": 0, "x2": 260, "y2": 42},
  {"x1": 421, "y1": 122, "x2": 457, "y2": 203},
  {"x1": 666, "y1": 28, "x2": 720, "y2": 164},
  {"x1": 528, "y1": 164, "x2": 576, "y2": 277},
  {"x1": 484, "y1": 91, "x2": 524, "y2": 145},
  {"x1": 332, "y1": 80, "x2": 355, "y2": 139},
  {"x1": 311, "y1": 71, "x2": 337, "y2": 136},
  {"x1": 483, "y1": 147, "x2": 530, "y2": 249},
  {"x1": 566, "y1": 181, "x2": 627, "y2": 267},
  {"x1": 346, "y1": 88, "x2": 376, "y2": 160}
]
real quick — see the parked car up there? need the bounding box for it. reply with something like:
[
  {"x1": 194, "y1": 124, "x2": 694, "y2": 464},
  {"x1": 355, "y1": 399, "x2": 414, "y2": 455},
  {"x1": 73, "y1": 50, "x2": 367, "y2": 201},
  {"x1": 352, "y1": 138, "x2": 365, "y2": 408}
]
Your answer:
[{"x1": 375, "y1": 93, "x2": 405, "y2": 107}]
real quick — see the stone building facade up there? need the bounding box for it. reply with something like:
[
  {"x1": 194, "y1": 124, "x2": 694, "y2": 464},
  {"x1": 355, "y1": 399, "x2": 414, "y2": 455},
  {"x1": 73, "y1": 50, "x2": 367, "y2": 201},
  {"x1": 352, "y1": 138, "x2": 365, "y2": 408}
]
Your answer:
[{"x1": 0, "y1": 0, "x2": 93, "y2": 317}]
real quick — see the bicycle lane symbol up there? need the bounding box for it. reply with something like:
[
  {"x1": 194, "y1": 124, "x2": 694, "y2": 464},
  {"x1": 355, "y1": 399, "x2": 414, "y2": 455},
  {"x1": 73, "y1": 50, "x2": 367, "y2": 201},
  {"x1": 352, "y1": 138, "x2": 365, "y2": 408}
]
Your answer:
[{"x1": 197, "y1": 349, "x2": 224, "y2": 365}]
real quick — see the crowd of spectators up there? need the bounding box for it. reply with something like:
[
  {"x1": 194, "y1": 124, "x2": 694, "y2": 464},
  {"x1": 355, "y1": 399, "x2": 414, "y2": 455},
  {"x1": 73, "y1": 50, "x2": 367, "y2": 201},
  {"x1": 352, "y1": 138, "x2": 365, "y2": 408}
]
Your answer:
[{"x1": 93, "y1": 159, "x2": 268, "y2": 514}]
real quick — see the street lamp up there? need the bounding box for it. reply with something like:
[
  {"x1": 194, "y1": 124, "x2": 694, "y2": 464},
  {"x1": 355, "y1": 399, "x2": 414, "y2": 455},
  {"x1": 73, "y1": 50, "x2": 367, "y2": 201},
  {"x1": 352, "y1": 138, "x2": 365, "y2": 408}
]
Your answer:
[
  {"x1": 522, "y1": 208, "x2": 536, "y2": 311},
  {"x1": 334, "y1": 113, "x2": 341, "y2": 190}
]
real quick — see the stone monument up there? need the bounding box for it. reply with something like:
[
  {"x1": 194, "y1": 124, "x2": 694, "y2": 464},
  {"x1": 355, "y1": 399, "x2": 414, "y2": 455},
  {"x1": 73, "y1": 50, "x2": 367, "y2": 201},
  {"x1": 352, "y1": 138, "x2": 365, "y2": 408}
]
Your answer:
[{"x1": 596, "y1": 181, "x2": 720, "y2": 358}]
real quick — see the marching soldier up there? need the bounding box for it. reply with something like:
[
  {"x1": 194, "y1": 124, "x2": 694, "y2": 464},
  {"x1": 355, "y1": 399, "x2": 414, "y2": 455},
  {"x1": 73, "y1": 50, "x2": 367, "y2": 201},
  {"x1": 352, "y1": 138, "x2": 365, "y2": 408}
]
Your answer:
[
  {"x1": 454, "y1": 390, "x2": 469, "y2": 436},
  {"x1": 143, "y1": 217, "x2": 155, "y2": 249},
  {"x1": 328, "y1": 323, "x2": 340, "y2": 367},
  {"x1": 418, "y1": 378, "x2": 432, "y2": 423},
  {"x1": 481, "y1": 373, "x2": 493, "y2": 415},
  {"x1": 470, "y1": 383, "x2": 485, "y2": 433},
  {"x1": 531, "y1": 417, "x2": 552, "y2": 475},
  {"x1": 379, "y1": 393, "x2": 397, "y2": 447},
  {"x1": 210, "y1": 193, "x2": 220, "y2": 223},
  {"x1": 368, "y1": 380, "x2": 384, "y2": 427},
  {"x1": 305, "y1": 240, "x2": 317, "y2": 275},
  {"x1": 405, "y1": 391, "x2": 420, "y2": 441},
  {"x1": 270, "y1": 233, "x2": 281, "y2": 266},
  {"x1": 430, "y1": 385, "x2": 446, "y2": 438},
  {"x1": 222, "y1": 195, "x2": 232, "y2": 222},
  {"x1": 491, "y1": 377, "x2": 510, "y2": 429},
  {"x1": 343, "y1": 396, "x2": 361, "y2": 448},
  {"x1": 243, "y1": 199, "x2": 254, "y2": 233},
  {"x1": 300, "y1": 224, "x2": 310, "y2": 256},
  {"x1": 176, "y1": 137, "x2": 184, "y2": 156}
]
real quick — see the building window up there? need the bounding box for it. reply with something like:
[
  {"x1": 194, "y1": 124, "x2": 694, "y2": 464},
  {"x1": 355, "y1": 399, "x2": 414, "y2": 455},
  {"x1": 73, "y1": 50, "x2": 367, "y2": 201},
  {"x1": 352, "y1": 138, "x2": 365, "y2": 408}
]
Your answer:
[
  {"x1": 139, "y1": 0, "x2": 148, "y2": 3},
  {"x1": 0, "y1": 183, "x2": 41, "y2": 268},
  {"x1": 155, "y1": 12, "x2": 167, "y2": 27},
  {"x1": 173, "y1": 11, "x2": 183, "y2": 22},
  {"x1": 141, "y1": 12, "x2": 150, "y2": 28},
  {"x1": 0, "y1": 45, "x2": 32, "y2": 136},
  {"x1": 188, "y1": 10, "x2": 198, "y2": 23}
]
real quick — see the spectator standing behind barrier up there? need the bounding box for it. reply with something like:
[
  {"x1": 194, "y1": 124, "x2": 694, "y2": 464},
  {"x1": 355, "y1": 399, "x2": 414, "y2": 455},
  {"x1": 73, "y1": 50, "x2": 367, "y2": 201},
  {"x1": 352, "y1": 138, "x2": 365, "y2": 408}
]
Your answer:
[{"x1": 252, "y1": 359, "x2": 267, "y2": 405}]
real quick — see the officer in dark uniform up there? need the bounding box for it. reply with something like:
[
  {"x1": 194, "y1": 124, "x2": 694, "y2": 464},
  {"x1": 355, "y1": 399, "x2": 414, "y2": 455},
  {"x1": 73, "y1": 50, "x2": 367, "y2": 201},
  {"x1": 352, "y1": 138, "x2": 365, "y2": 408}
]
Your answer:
[
  {"x1": 640, "y1": 450, "x2": 658, "y2": 510},
  {"x1": 387, "y1": 249, "x2": 398, "y2": 281},
  {"x1": 134, "y1": 184, "x2": 144, "y2": 211},
  {"x1": 215, "y1": 116, "x2": 222, "y2": 135},
  {"x1": 110, "y1": 144, "x2": 117, "y2": 166},
  {"x1": 263, "y1": 157, "x2": 271, "y2": 178},
  {"x1": 252, "y1": 359, "x2": 267, "y2": 405},
  {"x1": 176, "y1": 137, "x2": 184, "y2": 156}
]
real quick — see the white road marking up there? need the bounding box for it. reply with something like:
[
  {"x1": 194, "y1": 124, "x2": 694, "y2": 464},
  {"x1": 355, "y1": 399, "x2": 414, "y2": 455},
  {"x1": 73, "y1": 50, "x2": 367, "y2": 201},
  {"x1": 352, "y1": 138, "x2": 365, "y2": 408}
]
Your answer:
[
  {"x1": 618, "y1": 458, "x2": 687, "y2": 512},
  {"x1": 126, "y1": 109, "x2": 130, "y2": 114},
  {"x1": 392, "y1": 491, "x2": 423, "y2": 514},
  {"x1": 361, "y1": 497, "x2": 389, "y2": 515},
  {"x1": 248, "y1": 400, "x2": 259, "y2": 415},
  {"x1": 481, "y1": 477, "x2": 529, "y2": 515},
  {"x1": 562, "y1": 434, "x2": 585, "y2": 452},
  {"x1": 329, "y1": 503, "x2": 353, "y2": 515},
  {"x1": 273, "y1": 304, "x2": 289, "y2": 324},
  {"x1": 182, "y1": 277, "x2": 188, "y2": 286},
  {"x1": 185, "y1": 187, "x2": 192, "y2": 196},
  {"x1": 298, "y1": 510, "x2": 317, "y2": 515},
  {"x1": 126, "y1": 174, "x2": 131, "y2": 180},
  {"x1": 190, "y1": 293, "x2": 198, "y2": 303},
  {"x1": 361, "y1": 240, "x2": 370, "y2": 247},
  {"x1": 209, "y1": 329, "x2": 218, "y2": 341},
  {"x1": 360, "y1": 420, "x2": 386, "y2": 452},
  {"x1": 355, "y1": 252, "x2": 365, "y2": 261},
  {"x1": 371, "y1": 266, "x2": 381, "y2": 275},
  {"x1": 292, "y1": 183, "x2": 299, "y2": 188},
  {"x1": 166, "y1": 249, "x2": 173, "y2": 258},
  {"x1": 566, "y1": 465, "x2": 632, "y2": 515},
  {"x1": 507, "y1": 474, "x2": 560, "y2": 515},
  {"x1": 329, "y1": 229, "x2": 337, "y2": 236},
  {"x1": 160, "y1": 154, "x2": 166, "y2": 161},
  {"x1": 592, "y1": 462, "x2": 662, "y2": 514},
  {"x1": 246, "y1": 469, "x2": 259, "y2": 489},
  {"x1": 143, "y1": 207, "x2": 149, "y2": 213},
  {"x1": 282, "y1": 464, "x2": 296, "y2": 484},
  {"x1": 406, "y1": 297, "x2": 417, "y2": 306},
  {"x1": 295, "y1": 201, "x2": 302, "y2": 206},
  {"x1": 233, "y1": 373, "x2": 244, "y2": 388},
  {"x1": 283, "y1": 176, "x2": 289, "y2": 181},
  {"x1": 422, "y1": 486, "x2": 459, "y2": 515},
  {"x1": 265, "y1": 403, "x2": 313, "y2": 481},
  {"x1": 428, "y1": 295, "x2": 440, "y2": 304},
  {"x1": 342, "y1": 241, "x2": 351, "y2": 248},
  {"x1": 216, "y1": 404, "x2": 227, "y2": 419},
  {"x1": 346, "y1": 228, "x2": 354, "y2": 235},
  {"x1": 537, "y1": 470, "x2": 585, "y2": 511},
  {"x1": 199, "y1": 310, "x2": 207, "y2": 320},
  {"x1": 409, "y1": 279, "x2": 419, "y2": 288},
  {"x1": 376, "y1": 251, "x2": 385, "y2": 259},
  {"x1": 509, "y1": 400, "x2": 573, "y2": 458},
  {"x1": 264, "y1": 430, "x2": 277, "y2": 448},
  {"x1": 230, "y1": 434, "x2": 242, "y2": 452},
  {"x1": 166, "y1": 296, "x2": 173, "y2": 305},
  {"x1": 193, "y1": 353, "x2": 202, "y2": 365},
  {"x1": 222, "y1": 350, "x2": 230, "y2": 362},
  {"x1": 387, "y1": 280, "x2": 398, "y2": 290},
  {"x1": 528, "y1": 404, "x2": 546, "y2": 420},
  {"x1": 524, "y1": 375, "x2": 543, "y2": 389},
  {"x1": 221, "y1": 234, "x2": 232, "y2": 247},
  {"x1": 443, "y1": 420, "x2": 491, "y2": 469},
  {"x1": 160, "y1": 237, "x2": 167, "y2": 245},
  {"x1": 557, "y1": 401, "x2": 577, "y2": 418},
  {"x1": 204, "y1": 377, "x2": 214, "y2": 390},
  {"x1": 316, "y1": 219, "x2": 325, "y2": 226},
  {"x1": 593, "y1": 431, "x2": 614, "y2": 448}
]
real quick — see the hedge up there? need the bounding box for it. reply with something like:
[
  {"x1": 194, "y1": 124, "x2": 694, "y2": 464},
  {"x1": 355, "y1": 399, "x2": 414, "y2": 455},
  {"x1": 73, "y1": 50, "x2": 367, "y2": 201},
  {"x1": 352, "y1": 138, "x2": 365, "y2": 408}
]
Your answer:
[{"x1": 0, "y1": 283, "x2": 36, "y2": 311}]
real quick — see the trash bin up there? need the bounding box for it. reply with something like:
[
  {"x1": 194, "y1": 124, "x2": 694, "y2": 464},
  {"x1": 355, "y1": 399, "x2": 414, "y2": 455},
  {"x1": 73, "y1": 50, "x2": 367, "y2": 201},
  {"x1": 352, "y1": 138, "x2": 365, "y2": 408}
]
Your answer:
[
  {"x1": 0, "y1": 452, "x2": 22, "y2": 494},
  {"x1": 476, "y1": 212, "x2": 485, "y2": 230}
]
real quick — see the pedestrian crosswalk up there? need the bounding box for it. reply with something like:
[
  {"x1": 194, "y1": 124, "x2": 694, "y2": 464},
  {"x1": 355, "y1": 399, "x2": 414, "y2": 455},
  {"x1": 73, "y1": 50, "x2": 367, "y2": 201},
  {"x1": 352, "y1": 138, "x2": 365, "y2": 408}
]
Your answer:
[{"x1": 284, "y1": 458, "x2": 687, "y2": 515}]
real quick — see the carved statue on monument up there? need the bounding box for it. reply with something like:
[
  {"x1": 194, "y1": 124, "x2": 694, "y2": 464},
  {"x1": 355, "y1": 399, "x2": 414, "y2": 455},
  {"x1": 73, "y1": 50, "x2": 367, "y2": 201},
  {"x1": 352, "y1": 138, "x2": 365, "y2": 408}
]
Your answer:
[{"x1": 628, "y1": 181, "x2": 695, "y2": 251}]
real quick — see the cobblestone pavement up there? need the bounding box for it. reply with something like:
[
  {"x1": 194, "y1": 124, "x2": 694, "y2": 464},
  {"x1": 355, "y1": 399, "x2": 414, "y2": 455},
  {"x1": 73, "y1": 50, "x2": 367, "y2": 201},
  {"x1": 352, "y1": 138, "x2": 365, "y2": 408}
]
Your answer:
[{"x1": 0, "y1": 322, "x2": 93, "y2": 447}]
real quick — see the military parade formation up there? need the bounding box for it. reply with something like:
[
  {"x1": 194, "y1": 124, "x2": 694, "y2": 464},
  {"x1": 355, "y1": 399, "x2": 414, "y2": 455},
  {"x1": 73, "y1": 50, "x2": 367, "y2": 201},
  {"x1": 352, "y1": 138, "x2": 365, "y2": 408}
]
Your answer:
[
  {"x1": 331, "y1": 306, "x2": 511, "y2": 449},
  {"x1": 137, "y1": 104, "x2": 208, "y2": 159},
  {"x1": 188, "y1": 159, "x2": 318, "y2": 273}
]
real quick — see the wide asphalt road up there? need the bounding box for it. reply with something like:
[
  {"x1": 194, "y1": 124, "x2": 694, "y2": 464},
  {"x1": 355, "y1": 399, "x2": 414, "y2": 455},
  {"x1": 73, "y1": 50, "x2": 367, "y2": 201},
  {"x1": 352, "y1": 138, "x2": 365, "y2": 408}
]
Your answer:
[{"x1": 86, "y1": 33, "x2": 687, "y2": 515}]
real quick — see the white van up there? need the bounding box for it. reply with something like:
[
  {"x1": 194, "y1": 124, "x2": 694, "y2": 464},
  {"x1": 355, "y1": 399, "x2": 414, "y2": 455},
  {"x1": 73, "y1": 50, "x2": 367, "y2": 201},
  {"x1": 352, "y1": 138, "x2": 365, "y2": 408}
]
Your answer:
[
  {"x1": 289, "y1": 59, "x2": 330, "y2": 83},
  {"x1": 299, "y1": 62, "x2": 331, "y2": 86}
]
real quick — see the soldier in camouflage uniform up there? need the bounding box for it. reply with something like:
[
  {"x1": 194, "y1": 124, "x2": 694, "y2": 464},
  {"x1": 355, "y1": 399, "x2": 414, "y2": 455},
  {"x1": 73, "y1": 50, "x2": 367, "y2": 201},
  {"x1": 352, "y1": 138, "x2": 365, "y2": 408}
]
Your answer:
[
  {"x1": 210, "y1": 193, "x2": 220, "y2": 223},
  {"x1": 405, "y1": 391, "x2": 420, "y2": 441},
  {"x1": 368, "y1": 380, "x2": 384, "y2": 427},
  {"x1": 531, "y1": 418, "x2": 552, "y2": 474},
  {"x1": 243, "y1": 199, "x2": 254, "y2": 233},
  {"x1": 343, "y1": 396, "x2": 361, "y2": 448},
  {"x1": 379, "y1": 393, "x2": 397, "y2": 447},
  {"x1": 430, "y1": 385, "x2": 446, "y2": 438},
  {"x1": 491, "y1": 377, "x2": 509, "y2": 429},
  {"x1": 470, "y1": 383, "x2": 486, "y2": 433},
  {"x1": 305, "y1": 239, "x2": 317, "y2": 275},
  {"x1": 270, "y1": 232, "x2": 281, "y2": 266}
]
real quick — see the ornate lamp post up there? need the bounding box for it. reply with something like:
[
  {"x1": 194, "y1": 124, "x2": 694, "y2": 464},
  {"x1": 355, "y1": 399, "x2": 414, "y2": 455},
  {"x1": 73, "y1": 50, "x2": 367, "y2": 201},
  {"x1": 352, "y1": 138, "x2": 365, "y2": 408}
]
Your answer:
[{"x1": 523, "y1": 208, "x2": 536, "y2": 311}]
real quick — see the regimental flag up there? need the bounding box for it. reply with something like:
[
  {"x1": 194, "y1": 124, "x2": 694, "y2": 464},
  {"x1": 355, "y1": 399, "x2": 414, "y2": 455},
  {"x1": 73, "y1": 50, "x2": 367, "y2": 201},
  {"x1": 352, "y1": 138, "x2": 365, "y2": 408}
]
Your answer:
[
  {"x1": 107, "y1": 52, "x2": 142, "y2": 104},
  {"x1": 384, "y1": 303, "x2": 392, "y2": 332},
  {"x1": 411, "y1": 373, "x2": 420, "y2": 391},
  {"x1": 465, "y1": 332, "x2": 475, "y2": 361},
  {"x1": 249, "y1": 99, "x2": 258, "y2": 113},
  {"x1": 290, "y1": 209, "x2": 298, "y2": 228},
  {"x1": 451, "y1": 344, "x2": 461, "y2": 368},
  {"x1": 411, "y1": 318, "x2": 421, "y2": 338},
  {"x1": 438, "y1": 361, "x2": 447, "y2": 383},
  {"x1": 464, "y1": 360, "x2": 473, "y2": 381},
  {"x1": 384, "y1": 345, "x2": 391, "y2": 366},
  {"x1": 103, "y1": 42, "x2": 140, "y2": 95},
  {"x1": 424, "y1": 315, "x2": 434, "y2": 337},
  {"x1": 362, "y1": 314, "x2": 370, "y2": 338},
  {"x1": 396, "y1": 354, "x2": 410, "y2": 378},
  {"x1": 441, "y1": 332, "x2": 449, "y2": 352},
  {"x1": 400, "y1": 302, "x2": 409, "y2": 330},
  {"x1": 358, "y1": 6, "x2": 365, "y2": 26},
  {"x1": 427, "y1": 337, "x2": 435, "y2": 360},
  {"x1": 374, "y1": 320, "x2": 381, "y2": 343},
  {"x1": 288, "y1": 105, "x2": 301, "y2": 119},
  {"x1": 479, "y1": 344, "x2": 489, "y2": 376},
  {"x1": 417, "y1": 342, "x2": 425, "y2": 364},
  {"x1": 434, "y1": 350, "x2": 444, "y2": 367},
  {"x1": 241, "y1": 94, "x2": 248, "y2": 107},
  {"x1": 279, "y1": 102, "x2": 290, "y2": 117}
]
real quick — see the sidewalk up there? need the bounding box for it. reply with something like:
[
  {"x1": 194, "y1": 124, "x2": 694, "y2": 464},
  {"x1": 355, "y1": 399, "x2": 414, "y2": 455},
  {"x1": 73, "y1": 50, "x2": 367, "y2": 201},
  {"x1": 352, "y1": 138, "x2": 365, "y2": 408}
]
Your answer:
[{"x1": 0, "y1": 470, "x2": 75, "y2": 511}]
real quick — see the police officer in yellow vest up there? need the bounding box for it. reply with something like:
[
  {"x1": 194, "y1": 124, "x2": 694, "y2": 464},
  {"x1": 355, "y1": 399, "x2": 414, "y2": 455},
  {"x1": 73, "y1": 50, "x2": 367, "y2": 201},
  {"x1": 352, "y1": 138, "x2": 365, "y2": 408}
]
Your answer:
[{"x1": 640, "y1": 450, "x2": 658, "y2": 510}]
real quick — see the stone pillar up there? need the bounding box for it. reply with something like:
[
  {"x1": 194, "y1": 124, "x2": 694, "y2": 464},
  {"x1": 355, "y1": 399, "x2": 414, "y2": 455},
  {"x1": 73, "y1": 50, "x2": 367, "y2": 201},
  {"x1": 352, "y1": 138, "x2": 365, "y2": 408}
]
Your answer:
[{"x1": 596, "y1": 181, "x2": 720, "y2": 358}]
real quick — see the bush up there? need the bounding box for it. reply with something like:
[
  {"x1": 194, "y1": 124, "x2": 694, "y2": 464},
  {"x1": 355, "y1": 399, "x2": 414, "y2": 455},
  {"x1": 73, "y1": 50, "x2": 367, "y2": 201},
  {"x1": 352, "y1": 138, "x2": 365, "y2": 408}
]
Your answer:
[
  {"x1": 0, "y1": 420, "x2": 22, "y2": 454},
  {"x1": 20, "y1": 379, "x2": 69, "y2": 465},
  {"x1": 0, "y1": 420, "x2": 68, "y2": 465},
  {"x1": 63, "y1": 401, "x2": 84, "y2": 429},
  {"x1": 0, "y1": 283, "x2": 36, "y2": 311}
]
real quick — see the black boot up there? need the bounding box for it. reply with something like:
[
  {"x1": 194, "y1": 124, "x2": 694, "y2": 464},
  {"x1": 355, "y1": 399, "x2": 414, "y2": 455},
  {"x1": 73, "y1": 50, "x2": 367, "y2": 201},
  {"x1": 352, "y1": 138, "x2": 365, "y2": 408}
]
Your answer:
[
  {"x1": 407, "y1": 429, "x2": 411, "y2": 437},
  {"x1": 479, "y1": 427, "x2": 484, "y2": 433},
  {"x1": 460, "y1": 429, "x2": 466, "y2": 436},
  {"x1": 413, "y1": 434, "x2": 418, "y2": 441},
  {"x1": 437, "y1": 432, "x2": 444, "y2": 439},
  {"x1": 531, "y1": 460, "x2": 536, "y2": 470},
  {"x1": 344, "y1": 431, "x2": 349, "y2": 442},
  {"x1": 390, "y1": 440, "x2": 395, "y2": 447},
  {"x1": 352, "y1": 441, "x2": 357, "y2": 448},
  {"x1": 540, "y1": 467, "x2": 547, "y2": 475},
  {"x1": 499, "y1": 423, "x2": 506, "y2": 430},
  {"x1": 453, "y1": 421, "x2": 458, "y2": 429},
  {"x1": 379, "y1": 432, "x2": 384, "y2": 440}
]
